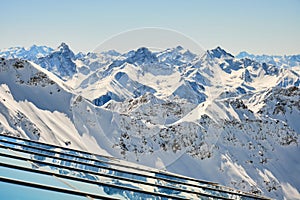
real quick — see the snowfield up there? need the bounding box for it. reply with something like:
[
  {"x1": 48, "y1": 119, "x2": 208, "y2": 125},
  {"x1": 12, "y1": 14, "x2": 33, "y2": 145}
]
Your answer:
[{"x1": 0, "y1": 44, "x2": 299, "y2": 199}]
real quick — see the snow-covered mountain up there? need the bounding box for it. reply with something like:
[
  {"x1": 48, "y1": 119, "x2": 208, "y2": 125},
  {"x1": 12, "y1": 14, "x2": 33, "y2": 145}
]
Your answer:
[
  {"x1": 237, "y1": 51, "x2": 300, "y2": 69},
  {"x1": 36, "y1": 43, "x2": 77, "y2": 80},
  {"x1": 0, "y1": 44, "x2": 299, "y2": 199},
  {"x1": 0, "y1": 43, "x2": 79, "y2": 80},
  {"x1": 0, "y1": 45, "x2": 53, "y2": 60}
]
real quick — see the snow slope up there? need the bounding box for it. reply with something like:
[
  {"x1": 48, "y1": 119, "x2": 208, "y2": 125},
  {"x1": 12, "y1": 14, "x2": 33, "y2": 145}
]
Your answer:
[{"x1": 0, "y1": 45, "x2": 299, "y2": 199}]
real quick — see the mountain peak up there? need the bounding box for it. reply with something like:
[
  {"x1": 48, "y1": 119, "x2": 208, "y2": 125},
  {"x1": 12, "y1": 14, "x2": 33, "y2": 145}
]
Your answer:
[
  {"x1": 30, "y1": 44, "x2": 38, "y2": 49},
  {"x1": 26, "y1": 44, "x2": 54, "y2": 53},
  {"x1": 175, "y1": 45, "x2": 184, "y2": 51},
  {"x1": 156, "y1": 45, "x2": 197, "y2": 63},
  {"x1": 57, "y1": 42, "x2": 71, "y2": 52},
  {"x1": 236, "y1": 51, "x2": 254, "y2": 59},
  {"x1": 54, "y1": 42, "x2": 75, "y2": 58},
  {"x1": 102, "y1": 49, "x2": 120, "y2": 57},
  {"x1": 126, "y1": 47, "x2": 158, "y2": 64},
  {"x1": 35, "y1": 42, "x2": 76, "y2": 79},
  {"x1": 208, "y1": 46, "x2": 234, "y2": 59},
  {"x1": 136, "y1": 47, "x2": 152, "y2": 54}
]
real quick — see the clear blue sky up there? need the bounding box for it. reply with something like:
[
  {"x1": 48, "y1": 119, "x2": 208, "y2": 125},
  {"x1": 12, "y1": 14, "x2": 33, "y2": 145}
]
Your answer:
[{"x1": 1, "y1": 0, "x2": 299, "y2": 55}]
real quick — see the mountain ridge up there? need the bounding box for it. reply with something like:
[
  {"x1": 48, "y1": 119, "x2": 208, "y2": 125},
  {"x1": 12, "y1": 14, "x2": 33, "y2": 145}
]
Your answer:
[
  {"x1": 0, "y1": 44, "x2": 299, "y2": 199},
  {"x1": 236, "y1": 51, "x2": 300, "y2": 68}
]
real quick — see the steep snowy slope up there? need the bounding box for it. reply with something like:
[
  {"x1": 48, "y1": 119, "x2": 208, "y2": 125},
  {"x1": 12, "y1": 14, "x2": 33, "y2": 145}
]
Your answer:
[
  {"x1": 247, "y1": 86, "x2": 300, "y2": 133},
  {"x1": 0, "y1": 45, "x2": 299, "y2": 199},
  {"x1": 101, "y1": 87, "x2": 299, "y2": 199},
  {"x1": 0, "y1": 58, "x2": 112, "y2": 155}
]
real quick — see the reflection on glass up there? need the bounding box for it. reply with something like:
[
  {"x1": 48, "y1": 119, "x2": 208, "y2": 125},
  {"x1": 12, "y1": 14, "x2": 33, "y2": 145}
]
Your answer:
[
  {"x1": 0, "y1": 166, "x2": 72, "y2": 190},
  {"x1": 0, "y1": 134, "x2": 261, "y2": 200},
  {"x1": 0, "y1": 181, "x2": 87, "y2": 200}
]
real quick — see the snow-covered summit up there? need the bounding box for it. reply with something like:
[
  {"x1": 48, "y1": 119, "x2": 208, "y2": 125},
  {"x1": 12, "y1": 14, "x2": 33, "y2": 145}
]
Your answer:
[
  {"x1": 207, "y1": 46, "x2": 234, "y2": 59},
  {"x1": 157, "y1": 45, "x2": 197, "y2": 64},
  {"x1": 36, "y1": 43, "x2": 77, "y2": 80},
  {"x1": 56, "y1": 42, "x2": 75, "y2": 58},
  {"x1": 125, "y1": 47, "x2": 158, "y2": 65}
]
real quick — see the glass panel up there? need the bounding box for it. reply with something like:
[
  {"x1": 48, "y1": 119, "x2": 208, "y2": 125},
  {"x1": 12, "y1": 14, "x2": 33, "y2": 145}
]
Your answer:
[
  {"x1": 0, "y1": 153, "x2": 34, "y2": 168},
  {"x1": 0, "y1": 144, "x2": 227, "y2": 199},
  {"x1": 0, "y1": 134, "x2": 255, "y2": 199},
  {"x1": 33, "y1": 162, "x2": 188, "y2": 199},
  {"x1": 0, "y1": 181, "x2": 87, "y2": 200},
  {"x1": 0, "y1": 166, "x2": 72, "y2": 190},
  {"x1": 0, "y1": 134, "x2": 113, "y2": 163},
  {"x1": 0, "y1": 150, "x2": 186, "y2": 199},
  {"x1": 57, "y1": 176, "x2": 127, "y2": 200}
]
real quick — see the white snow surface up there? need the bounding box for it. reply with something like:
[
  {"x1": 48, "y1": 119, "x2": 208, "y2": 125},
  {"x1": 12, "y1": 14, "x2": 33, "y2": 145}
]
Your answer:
[{"x1": 0, "y1": 45, "x2": 299, "y2": 199}]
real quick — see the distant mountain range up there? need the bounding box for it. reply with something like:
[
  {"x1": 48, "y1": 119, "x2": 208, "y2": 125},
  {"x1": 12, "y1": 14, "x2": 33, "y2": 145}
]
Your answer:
[
  {"x1": 0, "y1": 43, "x2": 299, "y2": 199},
  {"x1": 236, "y1": 51, "x2": 300, "y2": 68}
]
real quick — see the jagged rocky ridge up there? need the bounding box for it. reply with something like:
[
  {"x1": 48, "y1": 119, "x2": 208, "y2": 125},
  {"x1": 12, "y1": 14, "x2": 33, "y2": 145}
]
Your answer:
[{"x1": 0, "y1": 44, "x2": 299, "y2": 199}]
